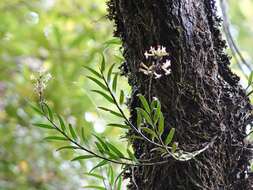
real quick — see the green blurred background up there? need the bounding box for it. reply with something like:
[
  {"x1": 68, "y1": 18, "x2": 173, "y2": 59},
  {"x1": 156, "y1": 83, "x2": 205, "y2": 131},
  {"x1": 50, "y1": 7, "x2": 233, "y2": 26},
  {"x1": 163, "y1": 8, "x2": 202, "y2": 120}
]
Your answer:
[{"x1": 0, "y1": 0, "x2": 252, "y2": 189}]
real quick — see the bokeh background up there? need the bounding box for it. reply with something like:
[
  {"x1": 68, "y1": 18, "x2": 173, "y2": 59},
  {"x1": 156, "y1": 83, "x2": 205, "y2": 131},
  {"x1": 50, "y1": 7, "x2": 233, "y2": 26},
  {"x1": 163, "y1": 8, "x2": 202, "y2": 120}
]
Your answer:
[{"x1": 0, "y1": 0, "x2": 252, "y2": 189}]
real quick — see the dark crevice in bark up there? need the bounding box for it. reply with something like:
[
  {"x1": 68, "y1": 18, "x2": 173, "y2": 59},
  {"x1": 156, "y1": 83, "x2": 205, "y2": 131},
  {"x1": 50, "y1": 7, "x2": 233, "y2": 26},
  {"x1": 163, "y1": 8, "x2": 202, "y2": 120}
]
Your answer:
[{"x1": 107, "y1": 0, "x2": 253, "y2": 189}]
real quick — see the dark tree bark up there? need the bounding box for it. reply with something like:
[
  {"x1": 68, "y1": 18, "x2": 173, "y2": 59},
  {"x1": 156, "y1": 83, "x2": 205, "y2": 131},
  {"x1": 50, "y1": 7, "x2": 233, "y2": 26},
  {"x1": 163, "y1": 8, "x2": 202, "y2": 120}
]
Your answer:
[{"x1": 107, "y1": 0, "x2": 253, "y2": 189}]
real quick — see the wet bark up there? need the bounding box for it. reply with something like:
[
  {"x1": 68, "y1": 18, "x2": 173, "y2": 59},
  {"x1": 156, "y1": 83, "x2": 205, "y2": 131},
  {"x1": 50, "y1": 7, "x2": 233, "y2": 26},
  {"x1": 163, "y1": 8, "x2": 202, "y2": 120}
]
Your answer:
[{"x1": 107, "y1": 0, "x2": 253, "y2": 189}]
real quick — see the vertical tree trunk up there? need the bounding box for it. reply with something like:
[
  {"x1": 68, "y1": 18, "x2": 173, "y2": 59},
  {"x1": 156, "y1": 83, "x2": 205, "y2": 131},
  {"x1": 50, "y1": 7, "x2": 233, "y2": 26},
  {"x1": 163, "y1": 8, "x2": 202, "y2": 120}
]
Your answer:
[{"x1": 107, "y1": 0, "x2": 252, "y2": 189}]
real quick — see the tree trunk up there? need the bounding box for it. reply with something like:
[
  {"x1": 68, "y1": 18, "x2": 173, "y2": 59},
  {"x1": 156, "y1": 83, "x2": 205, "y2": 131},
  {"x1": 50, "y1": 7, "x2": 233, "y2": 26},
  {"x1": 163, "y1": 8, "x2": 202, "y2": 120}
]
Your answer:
[{"x1": 107, "y1": 0, "x2": 253, "y2": 189}]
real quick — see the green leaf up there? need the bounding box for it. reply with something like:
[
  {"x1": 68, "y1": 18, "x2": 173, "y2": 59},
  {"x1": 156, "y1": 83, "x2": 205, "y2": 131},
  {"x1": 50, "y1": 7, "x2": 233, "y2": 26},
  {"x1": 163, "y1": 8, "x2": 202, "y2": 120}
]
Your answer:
[
  {"x1": 106, "y1": 142, "x2": 124, "y2": 158},
  {"x1": 91, "y1": 90, "x2": 114, "y2": 103},
  {"x1": 107, "y1": 123, "x2": 129, "y2": 129},
  {"x1": 81, "y1": 127, "x2": 86, "y2": 142},
  {"x1": 117, "y1": 176, "x2": 122, "y2": 190},
  {"x1": 43, "y1": 103, "x2": 54, "y2": 121},
  {"x1": 89, "y1": 160, "x2": 108, "y2": 173},
  {"x1": 107, "y1": 63, "x2": 116, "y2": 82},
  {"x1": 100, "y1": 54, "x2": 105, "y2": 72},
  {"x1": 158, "y1": 114, "x2": 164, "y2": 136},
  {"x1": 136, "y1": 108, "x2": 153, "y2": 126},
  {"x1": 33, "y1": 123, "x2": 54, "y2": 130},
  {"x1": 165, "y1": 128, "x2": 175, "y2": 145},
  {"x1": 71, "y1": 155, "x2": 96, "y2": 161},
  {"x1": 112, "y1": 73, "x2": 118, "y2": 92},
  {"x1": 95, "y1": 142, "x2": 105, "y2": 153},
  {"x1": 119, "y1": 90, "x2": 124, "y2": 105},
  {"x1": 84, "y1": 173, "x2": 105, "y2": 180},
  {"x1": 57, "y1": 114, "x2": 66, "y2": 132},
  {"x1": 83, "y1": 186, "x2": 106, "y2": 190},
  {"x1": 248, "y1": 71, "x2": 253, "y2": 86},
  {"x1": 43, "y1": 136, "x2": 68, "y2": 141},
  {"x1": 127, "y1": 149, "x2": 136, "y2": 161},
  {"x1": 136, "y1": 108, "x2": 142, "y2": 128},
  {"x1": 138, "y1": 94, "x2": 151, "y2": 113},
  {"x1": 83, "y1": 66, "x2": 102, "y2": 79},
  {"x1": 87, "y1": 76, "x2": 108, "y2": 91},
  {"x1": 172, "y1": 142, "x2": 178, "y2": 153},
  {"x1": 56, "y1": 146, "x2": 78, "y2": 151},
  {"x1": 93, "y1": 135, "x2": 109, "y2": 151},
  {"x1": 98, "y1": 107, "x2": 123, "y2": 118},
  {"x1": 29, "y1": 103, "x2": 43, "y2": 115},
  {"x1": 69, "y1": 124, "x2": 77, "y2": 140},
  {"x1": 141, "y1": 127, "x2": 158, "y2": 139},
  {"x1": 103, "y1": 38, "x2": 121, "y2": 46}
]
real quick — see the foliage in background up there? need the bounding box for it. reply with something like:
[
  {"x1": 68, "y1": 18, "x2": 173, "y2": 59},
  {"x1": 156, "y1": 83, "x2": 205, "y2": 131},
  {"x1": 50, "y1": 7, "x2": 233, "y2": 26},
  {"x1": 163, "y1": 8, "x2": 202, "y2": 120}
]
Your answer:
[{"x1": 0, "y1": 0, "x2": 252, "y2": 189}]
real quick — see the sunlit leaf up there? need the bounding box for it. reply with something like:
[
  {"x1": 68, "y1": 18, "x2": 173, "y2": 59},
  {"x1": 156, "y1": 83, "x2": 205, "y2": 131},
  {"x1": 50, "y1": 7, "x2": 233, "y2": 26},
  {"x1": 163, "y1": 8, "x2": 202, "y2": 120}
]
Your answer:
[
  {"x1": 138, "y1": 94, "x2": 151, "y2": 113},
  {"x1": 119, "y1": 90, "x2": 124, "y2": 105},
  {"x1": 112, "y1": 73, "x2": 118, "y2": 92},
  {"x1": 106, "y1": 142, "x2": 124, "y2": 158},
  {"x1": 100, "y1": 53, "x2": 105, "y2": 73},
  {"x1": 68, "y1": 124, "x2": 78, "y2": 140},
  {"x1": 84, "y1": 173, "x2": 105, "y2": 180},
  {"x1": 93, "y1": 135, "x2": 109, "y2": 151},
  {"x1": 71, "y1": 155, "x2": 95, "y2": 161},
  {"x1": 158, "y1": 114, "x2": 164, "y2": 136},
  {"x1": 107, "y1": 123, "x2": 129, "y2": 129},
  {"x1": 56, "y1": 146, "x2": 78, "y2": 151},
  {"x1": 172, "y1": 142, "x2": 178, "y2": 153},
  {"x1": 136, "y1": 108, "x2": 153, "y2": 126},
  {"x1": 165, "y1": 128, "x2": 175, "y2": 145},
  {"x1": 57, "y1": 114, "x2": 66, "y2": 132},
  {"x1": 83, "y1": 186, "x2": 106, "y2": 190},
  {"x1": 87, "y1": 76, "x2": 108, "y2": 91},
  {"x1": 83, "y1": 66, "x2": 102, "y2": 79},
  {"x1": 33, "y1": 123, "x2": 54, "y2": 130},
  {"x1": 91, "y1": 90, "x2": 114, "y2": 103},
  {"x1": 107, "y1": 63, "x2": 116, "y2": 82},
  {"x1": 43, "y1": 136, "x2": 68, "y2": 141},
  {"x1": 89, "y1": 160, "x2": 108, "y2": 173},
  {"x1": 98, "y1": 107, "x2": 123, "y2": 118}
]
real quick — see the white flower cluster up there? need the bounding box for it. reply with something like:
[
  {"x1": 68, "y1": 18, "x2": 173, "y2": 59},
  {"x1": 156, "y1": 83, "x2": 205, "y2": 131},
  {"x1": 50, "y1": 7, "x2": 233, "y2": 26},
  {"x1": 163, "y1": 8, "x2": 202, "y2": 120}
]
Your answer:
[
  {"x1": 31, "y1": 72, "x2": 52, "y2": 96},
  {"x1": 144, "y1": 45, "x2": 169, "y2": 59},
  {"x1": 140, "y1": 45, "x2": 171, "y2": 79}
]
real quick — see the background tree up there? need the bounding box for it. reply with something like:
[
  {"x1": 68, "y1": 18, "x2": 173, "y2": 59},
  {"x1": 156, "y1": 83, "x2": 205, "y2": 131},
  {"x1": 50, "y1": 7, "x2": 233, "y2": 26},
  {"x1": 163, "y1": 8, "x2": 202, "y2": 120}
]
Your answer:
[{"x1": 107, "y1": 0, "x2": 253, "y2": 189}]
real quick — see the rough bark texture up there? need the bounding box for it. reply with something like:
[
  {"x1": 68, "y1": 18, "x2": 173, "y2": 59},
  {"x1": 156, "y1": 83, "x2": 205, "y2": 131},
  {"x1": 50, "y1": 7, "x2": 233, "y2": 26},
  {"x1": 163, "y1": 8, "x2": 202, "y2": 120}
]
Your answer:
[{"x1": 107, "y1": 0, "x2": 253, "y2": 189}]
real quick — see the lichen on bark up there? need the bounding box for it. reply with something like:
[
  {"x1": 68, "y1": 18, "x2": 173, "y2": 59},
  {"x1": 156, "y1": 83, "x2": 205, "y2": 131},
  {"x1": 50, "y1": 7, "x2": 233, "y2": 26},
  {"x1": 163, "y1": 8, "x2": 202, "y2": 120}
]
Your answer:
[{"x1": 107, "y1": 0, "x2": 253, "y2": 189}]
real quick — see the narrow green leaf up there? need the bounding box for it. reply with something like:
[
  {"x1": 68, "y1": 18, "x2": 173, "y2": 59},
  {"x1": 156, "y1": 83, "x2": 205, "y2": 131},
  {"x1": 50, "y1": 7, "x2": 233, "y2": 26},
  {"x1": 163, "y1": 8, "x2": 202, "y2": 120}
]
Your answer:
[
  {"x1": 117, "y1": 176, "x2": 122, "y2": 190},
  {"x1": 43, "y1": 103, "x2": 54, "y2": 121},
  {"x1": 69, "y1": 124, "x2": 77, "y2": 140},
  {"x1": 56, "y1": 146, "x2": 78, "y2": 151},
  {"x1": 106, "y1": 142, "x2": 124, "y2": 158},
  {"x1": 136, "y1": 108, "x2": 142, "y2": 128},
  {"x1": 172, "y1": 142, "x2": 178, "y2": 153},
  {"x1": 137, "y1": 94, "x2": 151, "y2": 113},
  {"x1": 93, "y1": 135, "x2": 109, "y2": 151},
  {"x1": 95, "y1": 142, "x2": 105, "y2": 153},
  {"x1": 91, "y1": 90, "x2": 114, "y2": 103},
  {"x1": 71, "y1": 155, "x2": 95, "y2": 161},
  {"x1": 107, "y1": 123, "x2": 129, "y2": 129},
  {"x1": 33, "y1": 123, "x2": 54, "y2": 130},
  {"x1": 57, "y1": 114, "x2": 66, "y2": 132},
  {"x1": 98, "y1": 107, "x2": 123, "y2": 118},
  {"x1": 119, "y1": 90, "x2": 124, "y2": 105},
  {"x1": 29, "y1": 103, "x2": 43, "y2": 115},
  {"x1": 43, "y1": 136, "x2": 68, "y2": 141},
  {"x1": 87, "y1": 76, "x2": 107, "y2": 91},
  {"x1": 83, "y1": 66, "x2": 102, "y2": 79},
  {"x1": 100, "y1": 54, "x2": 105, "y2": 72},
  {"x1": 83, "y1": 186, "x2": 106, "y2": 190},
  {"x1": 84, "y1": 172, "x2": 105, "y2": 180},
  {"x1": 104, "y1": 150, "x2": 119, "y2": 160},
  {"x1": 158, "y1": 114, "x2": 164, "y2": 136},
  {"x1": 136, "y1": 108, "x2": 153, "y2": 126},
  {"x1": 81, "y1": 127, "x2": 86, "y2": 142},
  {"x1": 165, "y1": 128, "x2": 175, "y2": 145},
  {"x1": 89, "y1": 160, "x2": 108, "y2": 173},
  {"x1": 141, "y1": 127, "x2": 158, "y2": 139},
  {"x1": 107, "y1": 63, "x2": 116, "y2": 82},
  {"x1": 127, "y1": 149, "x2": 136, "y2": 161},
  {"x1": 248, "y1": 71, "x2": 253, "y2": 86},
  {"x1": 108, "y1": 165, "x2": 114, "y2": 186},
  {"x1": 112, "y1": 73, "x2": 118, "y2": 92}
]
